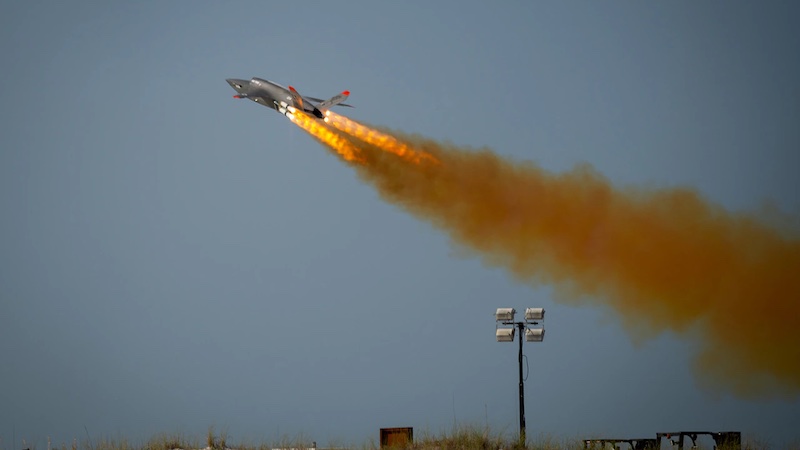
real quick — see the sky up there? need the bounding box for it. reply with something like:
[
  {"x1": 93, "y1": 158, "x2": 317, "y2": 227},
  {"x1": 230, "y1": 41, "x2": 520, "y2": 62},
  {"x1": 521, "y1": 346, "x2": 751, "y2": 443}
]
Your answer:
[{"x1": 1, "y1": 1, "x2": 799, "y2": 448}]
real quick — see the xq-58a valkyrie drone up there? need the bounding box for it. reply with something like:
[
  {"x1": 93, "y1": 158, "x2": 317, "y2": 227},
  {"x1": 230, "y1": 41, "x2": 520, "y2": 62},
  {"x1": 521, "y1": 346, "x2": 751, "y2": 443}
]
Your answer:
[{"x1": 226, "y1": 77, "x2": 351, "y2": 121}]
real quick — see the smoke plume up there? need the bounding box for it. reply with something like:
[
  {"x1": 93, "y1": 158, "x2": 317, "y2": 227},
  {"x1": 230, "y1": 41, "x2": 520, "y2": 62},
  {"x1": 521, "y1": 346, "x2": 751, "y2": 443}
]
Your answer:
[{"x1": 290, "y1": 111, "x2": 800, "y2": 398}]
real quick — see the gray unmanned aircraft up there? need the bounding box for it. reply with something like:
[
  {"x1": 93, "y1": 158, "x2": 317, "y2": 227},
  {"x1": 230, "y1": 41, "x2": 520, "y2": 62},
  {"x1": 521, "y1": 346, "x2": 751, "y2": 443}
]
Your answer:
[{"x1": 226, "y1": 77, "x2": 351, "y2": 121}]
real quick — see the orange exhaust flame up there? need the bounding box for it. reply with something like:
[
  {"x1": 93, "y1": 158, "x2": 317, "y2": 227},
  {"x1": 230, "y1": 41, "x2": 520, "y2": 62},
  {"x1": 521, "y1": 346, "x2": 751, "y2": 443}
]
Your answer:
[
  {"x1": 326, "y1": 111, "x2": 439, "y2": 165},
  {"x1": 289, "y1": 112, "x2": 364, "y2": 163},
  {"x1": 293, "y1": 114, "x2": 800, "y2": 398}
]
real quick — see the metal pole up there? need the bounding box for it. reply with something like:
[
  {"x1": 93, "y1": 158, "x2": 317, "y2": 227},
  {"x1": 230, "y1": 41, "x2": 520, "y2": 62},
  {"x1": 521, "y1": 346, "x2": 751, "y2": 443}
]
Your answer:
[{"x1": 518, "y1": 322, "x2": 526, "y2": 447}]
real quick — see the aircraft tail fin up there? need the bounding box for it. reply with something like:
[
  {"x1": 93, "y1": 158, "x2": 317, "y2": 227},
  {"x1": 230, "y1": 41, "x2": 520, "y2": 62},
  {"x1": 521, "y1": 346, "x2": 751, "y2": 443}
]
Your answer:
[
  {"x1": 287, "y1": 86, "x2": 305, "y2": 110},
  {"x1": 290, "y1": 86, "x2": 352, "y2": 119}
]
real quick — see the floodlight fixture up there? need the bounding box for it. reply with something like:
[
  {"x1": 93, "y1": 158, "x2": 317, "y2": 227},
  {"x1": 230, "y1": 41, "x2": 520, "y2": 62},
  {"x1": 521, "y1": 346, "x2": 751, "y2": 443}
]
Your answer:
[
  {"x1": 525, "y1": 308, "x2": 545, "y2": 322},
  {"x1": 525, "y1": 328, "x2": 545, "y2": 342},
  {"x1": 496, "y1": 327, "x2": 515, "y2": 342},
  {"x1": 495, "y1": 308, "x2": 516, "y2": 322}
]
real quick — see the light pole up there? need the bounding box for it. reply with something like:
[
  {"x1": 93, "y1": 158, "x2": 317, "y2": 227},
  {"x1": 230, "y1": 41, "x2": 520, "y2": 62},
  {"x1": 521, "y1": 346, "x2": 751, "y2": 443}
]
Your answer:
[{"x1": 495, "y1": 307, "x2": 545, "y2": 447}]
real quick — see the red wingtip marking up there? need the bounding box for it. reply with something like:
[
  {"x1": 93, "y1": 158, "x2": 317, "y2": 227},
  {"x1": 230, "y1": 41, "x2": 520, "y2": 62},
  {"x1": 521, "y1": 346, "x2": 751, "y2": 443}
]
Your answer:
[
  {"x1": 342, "y1": 90, "x2": 350, "y2": 96},
  {"x1": 233, "y1": 95, "x2": 240, "y2": 98},
  {"x1": 288, "y1": 86, "x2": 297, "y2": 92}
]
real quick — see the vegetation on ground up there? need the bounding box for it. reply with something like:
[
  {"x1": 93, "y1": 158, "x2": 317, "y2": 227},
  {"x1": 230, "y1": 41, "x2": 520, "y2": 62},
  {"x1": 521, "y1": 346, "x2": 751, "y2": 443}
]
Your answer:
[{"x1": 5, "y1": 425, "x2": 783, "y2": 450}]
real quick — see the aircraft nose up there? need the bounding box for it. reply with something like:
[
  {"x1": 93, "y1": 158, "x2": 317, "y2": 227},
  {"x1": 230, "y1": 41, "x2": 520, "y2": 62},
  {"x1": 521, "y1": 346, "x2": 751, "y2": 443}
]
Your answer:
[{"x1": 226, "y1": 78, "x2": 247, "y2": 90}]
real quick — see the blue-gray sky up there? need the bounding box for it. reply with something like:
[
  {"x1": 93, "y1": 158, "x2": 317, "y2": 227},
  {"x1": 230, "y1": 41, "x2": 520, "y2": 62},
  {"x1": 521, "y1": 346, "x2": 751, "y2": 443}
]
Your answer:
[{"x1": 1, "y1": 1, "x2": 798, "y2": 448}]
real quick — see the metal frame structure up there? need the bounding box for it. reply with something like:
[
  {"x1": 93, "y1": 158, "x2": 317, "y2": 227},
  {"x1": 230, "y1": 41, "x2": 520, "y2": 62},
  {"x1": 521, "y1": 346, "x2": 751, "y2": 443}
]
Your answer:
[
  {"x1": 582, "y1": 431, "x2": 741, "y2": 450},
  {"x1": 656, "y1": 431, "x2": 741, "y2": 449}
]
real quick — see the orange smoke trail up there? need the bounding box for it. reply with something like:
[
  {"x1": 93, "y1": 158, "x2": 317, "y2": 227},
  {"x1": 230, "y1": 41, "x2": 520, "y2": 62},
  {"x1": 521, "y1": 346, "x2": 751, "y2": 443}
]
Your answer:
[{"x1": 296, "y1": 114, "x2": 800, "y2": 398}]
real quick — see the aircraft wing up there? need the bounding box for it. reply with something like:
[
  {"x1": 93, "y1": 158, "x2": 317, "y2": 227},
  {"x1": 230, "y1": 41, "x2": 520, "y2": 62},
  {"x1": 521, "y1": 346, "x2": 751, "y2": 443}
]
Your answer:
[
  {"x1": 304, "y1": 95, "x2": 354, "y2": 108},
  {"x1": 318, "y1": 91, "x2": 353, "y2": 110}
]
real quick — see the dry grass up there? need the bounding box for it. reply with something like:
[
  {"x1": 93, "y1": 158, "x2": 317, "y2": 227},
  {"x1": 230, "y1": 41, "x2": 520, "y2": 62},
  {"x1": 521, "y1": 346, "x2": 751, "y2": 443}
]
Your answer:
[{"x1": 9, "y1": 427, "x2": 780, "y2": 450}]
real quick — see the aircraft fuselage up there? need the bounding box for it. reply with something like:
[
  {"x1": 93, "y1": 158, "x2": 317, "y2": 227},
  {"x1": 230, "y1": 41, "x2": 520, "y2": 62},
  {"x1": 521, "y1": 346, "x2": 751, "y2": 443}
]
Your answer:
[
  {"x1": 226, "y1": 77, "x2": 356, "y2": 121},
  {"x1": 226, "y1": 77, "x2": 315, "y2": 117}
]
